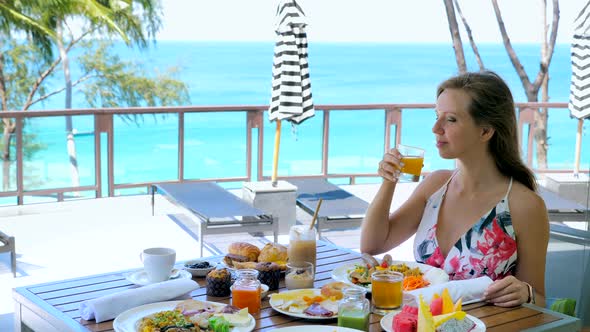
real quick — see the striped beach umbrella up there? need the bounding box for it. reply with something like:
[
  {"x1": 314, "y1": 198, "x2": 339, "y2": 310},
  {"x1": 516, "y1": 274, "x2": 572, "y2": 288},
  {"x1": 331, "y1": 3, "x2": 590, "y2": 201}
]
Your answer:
[
  {"x1": 269, "y1": 0, "x2": 315, "y2": 185},
  {"x1": 569, "y1": 2, "x2": 590, "y2": 175},
  {"x1": 569, "y1": 1, "x2": 590, "y2": 119}
]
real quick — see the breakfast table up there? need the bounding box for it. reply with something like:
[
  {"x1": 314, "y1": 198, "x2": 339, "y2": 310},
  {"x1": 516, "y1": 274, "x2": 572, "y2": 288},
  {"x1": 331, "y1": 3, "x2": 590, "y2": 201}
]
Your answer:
[{"x1": 12, "y1": 241, "x2": 581, "y2": 332}]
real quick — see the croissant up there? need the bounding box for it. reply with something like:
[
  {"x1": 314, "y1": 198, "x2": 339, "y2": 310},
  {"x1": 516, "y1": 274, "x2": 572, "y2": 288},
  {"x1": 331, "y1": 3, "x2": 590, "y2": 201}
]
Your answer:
[
  {"x1": 258, "y1": 243, "x2": 288, "y2": 270},
  {"x1": 227, "y1": 242, "x2": 260, "y2": 262}
]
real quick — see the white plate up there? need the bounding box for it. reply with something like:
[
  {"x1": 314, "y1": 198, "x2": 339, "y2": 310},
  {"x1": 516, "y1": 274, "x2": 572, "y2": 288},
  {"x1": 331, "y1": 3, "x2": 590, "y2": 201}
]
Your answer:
[
  {"x1": 124, "y1": 269, "x2": 192, "y2": 286},
  {"x1": 272, "y1": 326, "x2": 364, "y2": 332},
  {"x1": 113, "y1": 300, "x2": 255, "y2": 332},
  {"x1": 331, "y1": 261, "x2": 446, "y2": 292},
  {"x1": 380, "y1": 310, "x2": 486, "y2": 332},
  {"x1": 269, "y1": 288, "x2": 338, "y2": 320}
]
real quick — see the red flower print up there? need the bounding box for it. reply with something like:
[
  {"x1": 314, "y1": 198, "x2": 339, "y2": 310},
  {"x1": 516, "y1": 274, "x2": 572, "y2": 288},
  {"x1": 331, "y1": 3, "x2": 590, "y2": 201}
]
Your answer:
[
  {"x1": 477, "y1": 218, "x2": 517, "y2": 279},
  {"x1": 426, "y1": 247, "x2": 445, "y2": 267}
]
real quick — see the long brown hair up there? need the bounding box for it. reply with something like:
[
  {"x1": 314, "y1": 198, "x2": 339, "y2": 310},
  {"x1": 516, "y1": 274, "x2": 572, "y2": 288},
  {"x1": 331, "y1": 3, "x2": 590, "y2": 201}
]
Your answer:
[{"x1": 436, "y1": 71, "x2": 537, "y2": 191}]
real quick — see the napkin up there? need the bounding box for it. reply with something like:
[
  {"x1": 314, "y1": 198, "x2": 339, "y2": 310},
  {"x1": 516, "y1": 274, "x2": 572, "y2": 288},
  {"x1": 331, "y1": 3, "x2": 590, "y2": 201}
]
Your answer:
[
  {"x1": 404, "y1": 276, "x2": 493, "y2": 306},
  {"x1": 79, "y1": 278, "x2": 199, "y2": 323}
]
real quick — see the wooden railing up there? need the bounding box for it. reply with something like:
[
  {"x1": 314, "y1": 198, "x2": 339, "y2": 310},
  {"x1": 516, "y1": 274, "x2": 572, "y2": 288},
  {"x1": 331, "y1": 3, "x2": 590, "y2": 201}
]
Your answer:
[{"x1": 0, "y1": 102, "x2": 585, "y2": 205}]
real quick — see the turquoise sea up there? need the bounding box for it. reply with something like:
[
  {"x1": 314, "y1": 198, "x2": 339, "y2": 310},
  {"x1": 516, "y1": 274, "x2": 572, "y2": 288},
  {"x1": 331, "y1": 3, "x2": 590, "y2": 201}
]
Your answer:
[{"x1": 19, "y1": 42, "x2": 590, "y2": 196}]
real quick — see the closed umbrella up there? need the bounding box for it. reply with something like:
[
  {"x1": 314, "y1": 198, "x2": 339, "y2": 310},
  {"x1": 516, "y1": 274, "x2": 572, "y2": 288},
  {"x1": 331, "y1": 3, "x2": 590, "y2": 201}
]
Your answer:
[
  {"x1": 269, "y1": 0, "x2": 315, "y2": 186},
  {"x1": 569, "y1": 2, "x2": 590, "y2": 175}
]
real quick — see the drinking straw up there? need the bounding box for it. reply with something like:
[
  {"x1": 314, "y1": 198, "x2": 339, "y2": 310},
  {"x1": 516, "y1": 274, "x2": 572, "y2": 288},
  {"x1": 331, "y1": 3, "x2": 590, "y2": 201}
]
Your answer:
[{"x1": 309, "y1": 198, "x2": 323, "y2": 231}]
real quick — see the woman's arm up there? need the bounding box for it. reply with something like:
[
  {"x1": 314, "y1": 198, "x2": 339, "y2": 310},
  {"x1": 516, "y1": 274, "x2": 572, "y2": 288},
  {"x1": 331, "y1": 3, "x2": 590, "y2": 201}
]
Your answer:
[
  {"x1": 483, "y1": 185, "x2": 549, "y2": 307},
  {"x1": 360, "y1": 167, "x2": 452, "y2": 255}
]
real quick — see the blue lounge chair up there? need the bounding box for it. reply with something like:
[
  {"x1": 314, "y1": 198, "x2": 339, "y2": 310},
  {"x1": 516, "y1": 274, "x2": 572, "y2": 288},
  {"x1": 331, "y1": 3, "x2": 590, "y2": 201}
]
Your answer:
[
  {"x1": 288, "y1": 178, "x2": 369, "y2": 238},
  {"x1": 151, "y1": 182, "x2": 278, "y2": 257}
]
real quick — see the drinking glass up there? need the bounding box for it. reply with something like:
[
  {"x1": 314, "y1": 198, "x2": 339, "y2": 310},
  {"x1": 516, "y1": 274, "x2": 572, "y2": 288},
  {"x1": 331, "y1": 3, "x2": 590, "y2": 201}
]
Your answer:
[
  {"x1": 397, "y1": 144, "x2": 425, "y2": 182},
  {"x1": 371, "y1": 271, "x2": 403, "y2": 315},
  {"x1": 285, "y1": 261, "x2": 315, "y2": 290}
]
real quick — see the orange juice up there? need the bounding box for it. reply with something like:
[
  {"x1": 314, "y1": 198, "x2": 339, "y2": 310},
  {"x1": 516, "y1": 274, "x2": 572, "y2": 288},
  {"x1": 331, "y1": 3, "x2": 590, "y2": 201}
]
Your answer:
[
  {"x1": 401, "y1": 156, "x2": 424, "y2": 176},
  {"x1": 231, "y1": 286, "x2": 261, "y2": 314},
  {"x1": 371, "y1": 271, "x2": 403, "y2": 314},
  {"x1": 372, "y1": 278, "x2": 402, "y2": 308}
]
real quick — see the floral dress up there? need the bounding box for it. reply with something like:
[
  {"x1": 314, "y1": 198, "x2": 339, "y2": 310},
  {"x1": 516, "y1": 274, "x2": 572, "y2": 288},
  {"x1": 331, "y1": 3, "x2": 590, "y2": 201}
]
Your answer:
[{"x1": 413, "y1": 174, "x2": 517, "y2": 281}]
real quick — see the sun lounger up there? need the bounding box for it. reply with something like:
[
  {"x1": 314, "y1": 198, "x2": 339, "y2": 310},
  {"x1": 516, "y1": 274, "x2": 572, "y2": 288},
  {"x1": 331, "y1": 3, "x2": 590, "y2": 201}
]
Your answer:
[
  {"x1": 288, "y1": 178, "x2": 369, "y2": 238},
  {"x1": 151, "y1": 182, "x2": 278, "y2": 257},
  {"x1": 538, "y1": 187, "x2": 589, "y2": 222},
  {"x1": 0, "y1": 230, "x2": 16, "y2": 277}
]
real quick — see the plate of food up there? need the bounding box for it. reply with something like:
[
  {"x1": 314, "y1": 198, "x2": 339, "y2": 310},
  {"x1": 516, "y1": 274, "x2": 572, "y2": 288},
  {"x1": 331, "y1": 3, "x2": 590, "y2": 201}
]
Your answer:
[
  {"x1": 113, "y1": 299, "x2": 255, "y2": 332},
  {"x1": 380, "y1": 310, "x2": 485, "y2": 332},
  {"x1": 269, "y1": 286, "x2": 342, "y2": 320},
  {"x1": 380, "y1": 288, "x2": 485, "y2": 332},
  {"x1": 272, "y1": 326, "x2": 367, "y2": 332},
  {"x1": 331, "y1": 254, "x2": 449, "y2": 292}
]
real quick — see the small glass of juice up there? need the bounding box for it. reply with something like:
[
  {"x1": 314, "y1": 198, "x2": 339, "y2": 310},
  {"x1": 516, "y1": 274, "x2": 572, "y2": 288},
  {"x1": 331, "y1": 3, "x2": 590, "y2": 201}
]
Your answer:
[
  {"x1": 231, "y1": 269, "x2": 261, "y2": 314},
  {"x1": 371, "y1": 271, "x2": 403, "y2": 315}
]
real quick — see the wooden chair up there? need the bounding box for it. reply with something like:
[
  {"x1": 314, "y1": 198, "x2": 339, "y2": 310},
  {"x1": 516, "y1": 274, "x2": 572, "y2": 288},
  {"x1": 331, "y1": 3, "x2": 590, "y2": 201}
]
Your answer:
[{"x1": 0, "y1": 230, "x2": 16, "y2": 277}]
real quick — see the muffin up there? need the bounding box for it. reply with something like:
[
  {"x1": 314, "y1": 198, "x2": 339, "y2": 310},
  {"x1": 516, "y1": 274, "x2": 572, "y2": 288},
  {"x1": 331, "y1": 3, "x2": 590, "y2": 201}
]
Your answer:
[
  {"x1": 255, "y1": 262, "x2": 281, "y2": 291},
  {"x1": 206, "y1": 268, "x2": 231, "y2": 297}
]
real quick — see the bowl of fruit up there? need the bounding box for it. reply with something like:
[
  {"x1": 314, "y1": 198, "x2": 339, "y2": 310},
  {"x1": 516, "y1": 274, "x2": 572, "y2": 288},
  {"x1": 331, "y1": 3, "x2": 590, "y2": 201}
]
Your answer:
[{"x1": 184, "y1": 260, "x2": 216, "y2": 277}]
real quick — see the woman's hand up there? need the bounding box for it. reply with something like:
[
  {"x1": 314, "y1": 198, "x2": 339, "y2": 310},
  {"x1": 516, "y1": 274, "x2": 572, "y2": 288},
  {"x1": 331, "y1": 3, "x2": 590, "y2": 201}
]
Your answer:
[
  {"x1": 378, "y1": 149, "x2": 403, "y2": 183},
  {"x1": 482, "y1": 275, "x2": 530, "y2": 307}
]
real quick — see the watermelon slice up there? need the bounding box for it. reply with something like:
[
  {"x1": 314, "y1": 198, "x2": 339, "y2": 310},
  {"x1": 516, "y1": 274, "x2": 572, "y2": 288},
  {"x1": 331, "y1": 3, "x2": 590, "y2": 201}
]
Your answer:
[{"x1": 430, "y1": 297, "x2": 443, "y2": 316}]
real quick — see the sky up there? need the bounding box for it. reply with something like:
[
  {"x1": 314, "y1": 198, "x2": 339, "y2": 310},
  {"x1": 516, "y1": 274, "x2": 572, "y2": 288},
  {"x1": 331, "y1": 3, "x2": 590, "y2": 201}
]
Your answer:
[{"x1": 156, "y1": 0, "x2": 585, "y2": 44}]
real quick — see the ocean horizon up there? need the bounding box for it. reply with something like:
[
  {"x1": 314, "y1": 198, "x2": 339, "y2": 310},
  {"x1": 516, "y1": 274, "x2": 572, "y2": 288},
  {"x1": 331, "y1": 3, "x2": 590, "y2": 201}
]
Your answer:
[{"x1": 11, "y1": 41, "x2": 589, "y2": 199}]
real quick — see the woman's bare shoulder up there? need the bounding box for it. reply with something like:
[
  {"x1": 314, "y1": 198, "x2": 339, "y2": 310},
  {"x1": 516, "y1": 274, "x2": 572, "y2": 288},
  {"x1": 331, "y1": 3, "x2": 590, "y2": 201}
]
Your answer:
[
  {"x1": 508, "y1": 182, "x2": 548, "y2": 226},
  {"x1": 414, "y1": 170, "x2": 454, "y2": 197}
]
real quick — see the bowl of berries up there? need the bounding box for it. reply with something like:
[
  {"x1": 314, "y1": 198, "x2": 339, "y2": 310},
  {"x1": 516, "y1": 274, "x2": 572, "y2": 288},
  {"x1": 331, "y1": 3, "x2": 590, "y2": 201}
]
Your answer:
[{"x1": 184, "y1": 260, "x2": 216, "y2": 277}]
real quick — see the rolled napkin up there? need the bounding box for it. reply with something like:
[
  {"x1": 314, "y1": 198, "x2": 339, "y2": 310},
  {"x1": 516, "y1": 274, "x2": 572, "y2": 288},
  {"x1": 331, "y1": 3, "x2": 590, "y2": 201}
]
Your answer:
[
  {"x1": 79, "y1": 278, "x2": 199, "y2": 323},
  {"x1": 404, "y1": 276, "x2": 493, "y2": 306}
]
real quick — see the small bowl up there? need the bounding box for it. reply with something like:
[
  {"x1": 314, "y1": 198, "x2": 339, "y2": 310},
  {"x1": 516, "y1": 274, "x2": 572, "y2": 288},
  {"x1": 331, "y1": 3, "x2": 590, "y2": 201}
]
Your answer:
[
  {"x1": 260, "y1": 284, "x2": 269, "y2": 298},
  {"x1": 184, "y1": 260, "x2": 216, "y2": 277}
]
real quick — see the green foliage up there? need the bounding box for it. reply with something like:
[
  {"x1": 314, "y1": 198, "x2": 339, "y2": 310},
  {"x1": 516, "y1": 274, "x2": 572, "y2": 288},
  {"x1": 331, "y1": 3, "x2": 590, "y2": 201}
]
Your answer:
[
  {"x1": 78, "y1": 40, "x2": 190, "y2": 110},
  {"x1": 1, "y1": 41, "x2": 50, "y2": 110}
]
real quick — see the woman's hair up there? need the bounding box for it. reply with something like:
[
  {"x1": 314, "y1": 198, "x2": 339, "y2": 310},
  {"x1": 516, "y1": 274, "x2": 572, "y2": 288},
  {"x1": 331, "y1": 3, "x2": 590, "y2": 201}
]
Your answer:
[{"x1": 436, "y1": 71, "x2": 537, "y2": 191}]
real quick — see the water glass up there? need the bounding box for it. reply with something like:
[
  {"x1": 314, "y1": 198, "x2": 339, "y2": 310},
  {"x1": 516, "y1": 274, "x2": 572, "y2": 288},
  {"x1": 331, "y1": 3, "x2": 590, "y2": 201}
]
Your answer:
[{"x1": 371, "y1": 271, "x2": 403, "y2": 315}]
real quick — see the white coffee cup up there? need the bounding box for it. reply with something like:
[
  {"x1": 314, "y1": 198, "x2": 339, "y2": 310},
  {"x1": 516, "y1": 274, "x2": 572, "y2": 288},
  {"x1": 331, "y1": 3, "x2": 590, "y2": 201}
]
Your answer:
[{"x1": 140, "y1": 247, "x2": 176, "y2": 283}]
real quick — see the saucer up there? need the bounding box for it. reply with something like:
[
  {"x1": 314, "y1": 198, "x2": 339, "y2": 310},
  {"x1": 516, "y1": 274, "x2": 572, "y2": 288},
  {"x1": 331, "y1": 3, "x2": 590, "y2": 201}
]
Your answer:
[{"x1": 125, "y1": 269, "x2": 192, "y2": 286}]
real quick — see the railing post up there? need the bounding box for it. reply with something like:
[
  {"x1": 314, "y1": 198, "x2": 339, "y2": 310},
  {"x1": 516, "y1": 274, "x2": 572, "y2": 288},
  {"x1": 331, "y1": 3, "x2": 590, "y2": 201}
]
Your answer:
[
  {"x1": 385, "y1": 107, "x2": 402, "y2": 152},
  {"x1": 15, "y1": 117, "x2": 23, "y2": 205},
  {"x1": 518, "y1": 107, "x2": 535, "y2": 167},
  {"x1": 95, "y1": 113, "x2": 113, "y2": 197},
  {"x1": 247, "y1": 110, "x2": 264, "y2": 182},
  {"x1": 322, "y1": 110, "x2": 330, "y2": 177},
  {"x1": 178, "y1": 112, "x2": 185, "y2": 182}
]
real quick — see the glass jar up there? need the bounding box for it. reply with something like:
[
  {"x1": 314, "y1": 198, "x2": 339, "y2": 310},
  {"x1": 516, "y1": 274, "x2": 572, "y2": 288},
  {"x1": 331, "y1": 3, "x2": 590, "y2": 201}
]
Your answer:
[
  {"x1": 231, "y1": 269, "x2": 261, "y2": 314},
  {"x1": 288, "y1": 225, "x2": 317, "y2": 268},
  {"x1": 338, "y1": 287, "x2": 370, "y2": 331}
]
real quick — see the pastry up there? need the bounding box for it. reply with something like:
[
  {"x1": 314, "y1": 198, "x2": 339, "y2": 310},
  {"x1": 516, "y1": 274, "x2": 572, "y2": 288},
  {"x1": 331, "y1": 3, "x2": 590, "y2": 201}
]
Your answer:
[
  {"x1": 223, "y1": 242, "x2": 260, "y2": 266},
  {"x1": 206, "y1": 268, "x2": 231, "y2": 297},
  {"x1": 258, "y1": 243, "x2": 288, "y2": 270},
  {"x1": 320, "y1": 281, "x2": 349, "y2": 300},
  {"x1": 255, "y1": 262, "x2": 281, "y2": 291}
]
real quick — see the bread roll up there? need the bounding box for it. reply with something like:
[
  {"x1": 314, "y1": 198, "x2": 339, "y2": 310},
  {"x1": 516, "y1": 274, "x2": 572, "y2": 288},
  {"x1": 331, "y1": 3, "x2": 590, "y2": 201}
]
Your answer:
[
  {"x1": 258, "y1": 243, "x2": 288, "y2": 263},
  {"x1": 232, "y1": 261, "x2": 258, "y2": 269},
  {"x1": 227, "y1": 242, "x2": 260, "y2": 262}
]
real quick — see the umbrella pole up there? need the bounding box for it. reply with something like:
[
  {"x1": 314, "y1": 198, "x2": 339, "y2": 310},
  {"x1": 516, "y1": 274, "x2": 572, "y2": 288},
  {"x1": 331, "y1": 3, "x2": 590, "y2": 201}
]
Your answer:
[
  {"x1": 271, "y1": 120, "x2": 282, "y2": 186},
  {"x1": 574, "y1": 118, "x2": 583, "y2": 177}
]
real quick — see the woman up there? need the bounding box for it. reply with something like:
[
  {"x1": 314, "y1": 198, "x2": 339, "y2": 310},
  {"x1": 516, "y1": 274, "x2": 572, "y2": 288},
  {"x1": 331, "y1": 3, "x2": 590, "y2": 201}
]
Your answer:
[{"x1": 360, "y1": 71, "x2": 549, "y2": 307}]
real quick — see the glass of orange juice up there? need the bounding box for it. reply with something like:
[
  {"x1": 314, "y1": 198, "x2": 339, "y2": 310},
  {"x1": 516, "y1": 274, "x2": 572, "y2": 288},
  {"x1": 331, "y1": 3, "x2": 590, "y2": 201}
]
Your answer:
[
  {"x1": 371, "y1": 271, "x2": 403, "y2": 315},
  {"x1": 397, "y1": 144, "x2": 425, "y2": 182}
]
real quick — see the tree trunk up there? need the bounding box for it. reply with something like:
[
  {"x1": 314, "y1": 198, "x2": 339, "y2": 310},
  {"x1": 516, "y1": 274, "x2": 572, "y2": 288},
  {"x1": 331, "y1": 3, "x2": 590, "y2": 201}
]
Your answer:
[
  {"x1": 453, "y1": 0, "x2": 485, "y2": 71},
  {"x1": 443, "y1": 0, "x2": 467, "y2": 74},
  {"x1": 2, "y1": 122, "x2": 13, "y2": 191},
  {"x1": 536, "y1": 0, "x2": 550, "y2": 169},
  {"x1": 57, "y1": 21, "x2": 80, "y2": 194}
]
